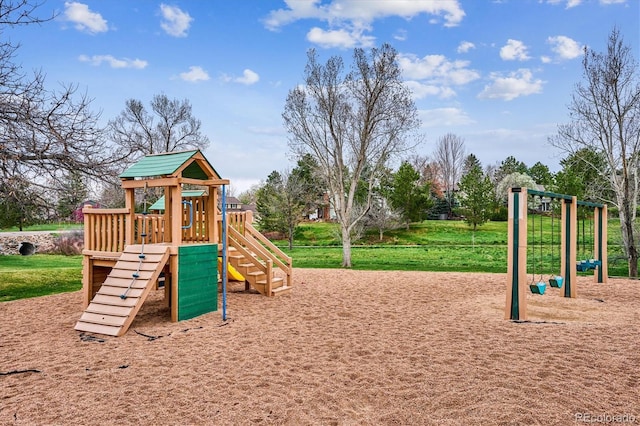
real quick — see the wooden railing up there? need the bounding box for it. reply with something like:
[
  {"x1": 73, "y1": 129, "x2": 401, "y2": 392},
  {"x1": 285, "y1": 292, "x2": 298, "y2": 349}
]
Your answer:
[
  {"x1": 226, "y1": 211, "x2": 248, "y2": 234},
  {"x1": 135, "y1": 213, "x2": 165, "y2": 244},
  {"x1": 83, "y1": 207, "x2": 167, "y2": 252},
  {"x1": 83, "y1": 207, "x2": 292, "y2": 289},
  {"x1": 224, "y1": 211, "x2": 293, "y2": 288},
  {"x1": 83, "y1": 207, "x2": 128, "y2": 253},
  {"x1": 181, "y1": 196, "x2": 209, "y2": 243}
]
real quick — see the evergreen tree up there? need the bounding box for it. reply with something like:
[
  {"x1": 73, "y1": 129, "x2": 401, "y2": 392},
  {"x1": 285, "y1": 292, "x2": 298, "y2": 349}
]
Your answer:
[
  {"x1": 0, "y1": 177, "x2": 45, "y2": 230},
  {"x1": 388, "y1": 162, "x2": 432, "y2": 229},
  {"x1": 462, "y1": 153, "x2": 482, "y2": 176},
  {"x1": 528, "y1": 162, "x2": 554, "y2": 189},
  {"x1": 55, "y1": 171, "x2": 89, "y2": 221},
  {"x1": 457, "y1": 164, "x2": 494, "y2": 231},
  {"x1": 495, "y1": 156, "x2": 528, "y2": 184},
  {"x1": 290, "y1": 154, "x2": 326, "y2": 218},
  {"x1": 554, "y1": 148, "x2": 610, "y2": 200},
  {"x1": 256, "y1": 171, "x2": 284, "y2": 233},
  {"x1": 255, "y1": 169, "x2": 307, "y2": 249}
]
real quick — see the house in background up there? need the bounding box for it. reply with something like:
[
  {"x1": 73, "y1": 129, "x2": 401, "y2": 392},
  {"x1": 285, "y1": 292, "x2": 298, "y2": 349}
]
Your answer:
[
  {"x1": 225, "y1": 196, "x2": 245, "y2": 212},
  {"x1": 308, "y1": 193, "x2": 335, "y2": 221}
]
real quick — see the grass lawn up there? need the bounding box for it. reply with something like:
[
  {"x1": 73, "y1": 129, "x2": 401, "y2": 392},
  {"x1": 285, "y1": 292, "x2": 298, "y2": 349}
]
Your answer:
[
  {"x1": 0, "y1": 255, "x2": 82, "y2": 302},
  {"x1": 0, "y1": 223, "x2": 83, "y2": 232},
  {"x1": 0, "y1": 218, "x2": 631, "y2": 301}
]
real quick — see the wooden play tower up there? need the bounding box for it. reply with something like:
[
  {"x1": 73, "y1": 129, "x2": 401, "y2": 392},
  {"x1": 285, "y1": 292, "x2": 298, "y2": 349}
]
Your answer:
[{"x1": 75, "y1": 150, "x2": 292, "y2": 337}]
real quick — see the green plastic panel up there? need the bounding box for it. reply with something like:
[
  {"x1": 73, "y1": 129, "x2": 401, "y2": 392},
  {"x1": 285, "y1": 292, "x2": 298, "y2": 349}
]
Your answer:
[{"x1": 177, "y1": 244, "x2": 218, "y2": 321}]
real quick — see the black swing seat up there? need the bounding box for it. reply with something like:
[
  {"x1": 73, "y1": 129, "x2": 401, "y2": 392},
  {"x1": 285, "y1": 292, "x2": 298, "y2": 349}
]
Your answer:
[
  {"x1": 529, "y1": 282, "x2": 546, "y2": 294},
  {"x1": 549, "y1": 275, "x2": 563, "y2": 288},
  {"x1": 577, "y1": 259, "x2": 601, "y2": 272}
]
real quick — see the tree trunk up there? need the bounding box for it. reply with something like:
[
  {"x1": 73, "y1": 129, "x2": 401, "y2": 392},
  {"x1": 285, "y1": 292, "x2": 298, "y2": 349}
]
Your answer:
[
  {"x1": 341, "y1": 224, "x2": 352, "y2": 268},
  {"x1": 628, "y1": 245, "x2": 638, "y2": 278},
  {"x1": 620, "y1": 204, "x2": 638, "y2": 278},
  {"x1": 288, "y1": 224, "x2": 294, "y2": 250}
]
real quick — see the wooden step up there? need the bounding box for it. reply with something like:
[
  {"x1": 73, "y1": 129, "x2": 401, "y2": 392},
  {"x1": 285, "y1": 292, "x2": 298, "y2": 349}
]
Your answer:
[
  {"x1": 85, "y1": 304, "x2": 132, "y2": 317},
  {"x1": 77, "y1": 312, "x2": 127, "y2": 327},
  {"x1": 257, "y1": 277, "x2": 283, "y2": 287},
  {"x1": 271, "y1": 286, "x2": 292, "y2": 296},
  {"x1": 74, "y1": 322, "x2": 121, "y2": 337}
]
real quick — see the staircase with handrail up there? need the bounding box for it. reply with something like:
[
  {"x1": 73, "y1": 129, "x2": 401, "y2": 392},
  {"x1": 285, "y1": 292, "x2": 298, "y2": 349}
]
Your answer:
[{"x1": 225, "y1": 213, "x2": 293, "y2": 297}]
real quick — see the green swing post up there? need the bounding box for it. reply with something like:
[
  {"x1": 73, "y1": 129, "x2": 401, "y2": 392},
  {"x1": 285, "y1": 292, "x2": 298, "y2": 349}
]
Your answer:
[
  {"x1": 506, "y1": 187, "x2": 528, "y2": 320},
  {"x1": 561, "y1": 196, "x2": 578, "y2": 298},
  {"x1": 593, "y1": 205, "x2": 608, "y2": 283}
]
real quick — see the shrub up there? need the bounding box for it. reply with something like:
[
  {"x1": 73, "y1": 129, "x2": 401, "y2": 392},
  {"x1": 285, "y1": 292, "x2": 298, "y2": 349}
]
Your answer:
[{"x1": 52, "y1": 230, "x2": 84, "y2": 255}]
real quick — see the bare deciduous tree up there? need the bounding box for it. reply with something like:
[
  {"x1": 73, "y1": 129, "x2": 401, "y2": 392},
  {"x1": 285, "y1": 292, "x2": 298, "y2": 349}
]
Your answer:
[
  {"x1": 0, "y1": 1, "x2": 123, "y2": 227},
  {"x1": 434, "y1": 133, "x2": 466, "y2": 217},
  {"x1": 108, "y1": 93, "x2": 210, "y2": 165},
  {"x1": 549, "y1": 28, "x2": 640, "y2": 277},
  {"x1": 283, "y1": 44, "x2": 421, "y2": 267}
]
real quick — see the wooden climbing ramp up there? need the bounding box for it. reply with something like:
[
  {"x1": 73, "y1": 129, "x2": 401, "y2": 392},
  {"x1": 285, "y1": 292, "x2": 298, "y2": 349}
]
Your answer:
[{"x1": 75, "y1": 244, "x2": 171, "y2": 337}]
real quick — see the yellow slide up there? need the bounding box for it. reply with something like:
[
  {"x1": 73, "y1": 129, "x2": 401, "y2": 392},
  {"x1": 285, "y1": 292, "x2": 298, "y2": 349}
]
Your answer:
[{"x1": 218, "y1": 258, "x2": 245, "y2": 281}]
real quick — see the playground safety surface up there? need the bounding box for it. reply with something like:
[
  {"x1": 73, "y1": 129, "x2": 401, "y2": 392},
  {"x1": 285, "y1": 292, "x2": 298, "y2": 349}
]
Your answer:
[{"x1": 1, "y1": 269, "x2": 638, "y2": 425}]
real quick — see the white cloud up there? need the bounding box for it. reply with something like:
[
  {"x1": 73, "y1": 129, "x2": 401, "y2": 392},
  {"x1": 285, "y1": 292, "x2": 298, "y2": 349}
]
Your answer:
[
  {"x1": 457, "y1": 41, "x2": 475, "y2": 53},
  {"x1": 221, "y1": 69, "x2": 260, "y2": 86},
  {"x1": 405, "y1": 81, "x2": 456, "y2": 99},
  {"x1": 263, "y1": 0, "x2": 464, "y2": 48},
  {"x1": 545, "y1": 0, "x2": 628, "y2": 5},
  {"x1": 500, "y1": 39, "x2": 531, "y2": 61},
  {"x1": 478, "y1": 69, "x2": 544, "y2": 101},
  {"x1": 393, "y1": 29, "x2": 408, "y2": 42},
  {"x1": 63, "y1": 2, "x2": 108, "y2": 34},
  {"x1": 160, "y1": 4, "x2": 192, "y2": 37},
  {"x1": 420, "y1": 107, "x2": 475, "y2": 127},
  {"x1": 398, "y1": 54, "x2": 480, "y2": 86},
  {"x1": 264, "y1": 0, "x2": 465, "y2": 30},
  {"x1": 544, "y1": 0, "x2": 583, "y2": 7},
  {"x1": 306, "y1": 26, "x2": 375, "y2": 49},
  {"x1": 399, "y1": 54, "x2": 480, "y2": 99},
  {"x1": 78, "y1": 54, "x2": 147, "y2": 69},
  {"x1": 179, "y1": 66, "x2": 209, "y2": 82},
  {"x1": 547, "y1": 35, "x2": 583, "y2": 60}
]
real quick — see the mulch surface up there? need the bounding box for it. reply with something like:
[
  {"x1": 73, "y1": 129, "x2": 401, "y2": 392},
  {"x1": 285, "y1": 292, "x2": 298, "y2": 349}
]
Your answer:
[{"x1": 1, "y1": 269, "x2": 638, "y2": 425}]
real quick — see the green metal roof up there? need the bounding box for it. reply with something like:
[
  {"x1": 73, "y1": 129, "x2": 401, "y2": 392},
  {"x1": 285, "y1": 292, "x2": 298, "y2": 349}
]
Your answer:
[
  {"x1": 119, "y1": 150, "x2": 217, "y2": 179},
  {"x1": 148, "y1": 190, "x2": 207, "y2": 211}
]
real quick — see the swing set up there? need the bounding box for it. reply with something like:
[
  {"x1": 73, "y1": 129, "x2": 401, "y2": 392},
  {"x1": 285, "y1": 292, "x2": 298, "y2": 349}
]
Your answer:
[
  {"x1": 527, "y1": 197, "x2": 564, "y2": 295},
  {"x1": 505, "y1": 187, "x2": 608, "y2": 321}
]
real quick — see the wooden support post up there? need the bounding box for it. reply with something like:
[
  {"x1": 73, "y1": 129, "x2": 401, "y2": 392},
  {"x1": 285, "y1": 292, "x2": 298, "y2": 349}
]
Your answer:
[
  {"x1": 594, "y1": 205, "x2": 608, "y2": 283},
  {"x1": 170, "y1": 253, "x2": 179, "y2": 322},
  {"x1": 208, "y1": 187, "x2": 218, "y2": 243},
  {"x1": 561, "y1": 196, "x2": 578, "y2": 298},
  {"x1": 124, "y1": 187, "x2": 136, "y2": 246},
  {"x1": 171, "y1": 185, "x2": 182, "y2": 245},
  {"x1": 82, "y1": 256, "x2": 91, "y2": 309},
  {"x1": 506, "y1": 187, "x2": 528, "y2": 320}
]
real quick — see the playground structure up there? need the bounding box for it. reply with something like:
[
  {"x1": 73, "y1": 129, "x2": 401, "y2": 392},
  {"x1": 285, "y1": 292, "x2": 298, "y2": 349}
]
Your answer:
[
  {"x1": 505, "y1": 187, "x2": 607, "y2": 321},
  {"x1": 74, "y1": 150, "x2": 293, "y2": 337}
]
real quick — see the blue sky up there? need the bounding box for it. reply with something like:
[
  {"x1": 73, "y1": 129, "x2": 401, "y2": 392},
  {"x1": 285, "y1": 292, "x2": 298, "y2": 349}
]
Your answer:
[{"x1": 7, "y1": 0, "x2": 639, "y2": 193}]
